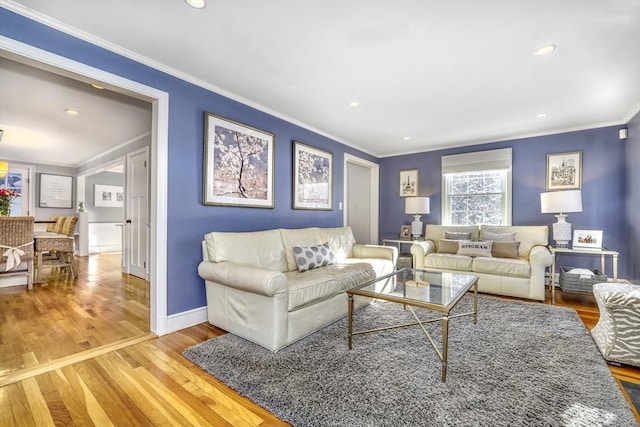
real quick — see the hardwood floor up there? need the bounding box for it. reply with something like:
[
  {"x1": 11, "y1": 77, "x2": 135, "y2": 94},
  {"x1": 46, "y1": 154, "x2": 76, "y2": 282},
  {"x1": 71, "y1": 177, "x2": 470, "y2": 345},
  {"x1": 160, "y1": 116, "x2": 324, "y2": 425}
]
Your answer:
[
  {"x1": 0, "y1": 253, "x2": 149, "y2": 375},
  {"x1": 1, "y1": 266, "x2": 638, "y2": 425}
]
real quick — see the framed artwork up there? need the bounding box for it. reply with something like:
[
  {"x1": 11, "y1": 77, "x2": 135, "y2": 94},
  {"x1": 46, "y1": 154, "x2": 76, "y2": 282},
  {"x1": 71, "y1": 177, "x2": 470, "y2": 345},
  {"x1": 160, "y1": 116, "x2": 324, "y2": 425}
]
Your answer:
[
  {"x1": 546, "y1": 151, "x2": 582, "y2": 191},
  {"x1": 572, "y1": 230, "x2": 603, "y2": 249},
  {"x1": 203, "y1": 112, "x2": 275, "y2": 208},
  {"x1": 292, "y1": 141, "x2": 333, "y2": 210},
  {"x1": 95, "y1": 184, "x2": 124, "y2": 208},
  {"x1": 400, "y1": 225, "x2": 411, "y2": 238},
  {"x1": 38, "y1": 173, "x2": 73, "y2": 208},
  {"x1": 399, "y1": 169, "x2": 418, "y2": 197}
]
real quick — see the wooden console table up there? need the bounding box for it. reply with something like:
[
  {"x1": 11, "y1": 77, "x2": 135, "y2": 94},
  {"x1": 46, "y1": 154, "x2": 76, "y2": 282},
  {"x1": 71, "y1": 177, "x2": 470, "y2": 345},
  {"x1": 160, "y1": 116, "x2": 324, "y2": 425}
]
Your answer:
[{"x1": 549, "y1": 246, "x2": 619, "y2": 304}]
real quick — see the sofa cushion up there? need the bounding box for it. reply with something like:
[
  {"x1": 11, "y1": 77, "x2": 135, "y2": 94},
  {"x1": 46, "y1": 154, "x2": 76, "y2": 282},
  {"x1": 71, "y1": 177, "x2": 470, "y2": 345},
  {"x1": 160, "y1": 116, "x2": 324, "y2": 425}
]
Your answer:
[
  {"x1": 204, "y1": 229, "x2": 287, "y2": 272},
  {"x1": 480, "y1": 225, "x2": 548, "y2": 258},
  {"x1": 280, "y1": 228, "x2": 323, "y2": 272},
  {"x1": 424, "y1": 253, "x2": 473, "y2": 271},
  {"x1": 317, "y1": 226, "x2": 357, "y2": 260},
  {"x1": 425, "y1": 225, "x2": 480, "y2": 252},
  {"x1": 437, "y1": 239, "x2": 459, "y2": 254},
  {"x1": 293, "y1": 243, "x2": 336, "y2": 272},
  {"x1": 473, "y1": 256, "x2": 531, "y2": 278},
  {"x1": 457, "y1": 240, "x2": 493, "y2": 257},
  {"x1": 285, "y1": 263, "x2": 375, "y2": 311},
  {"x1": 481, "y1": 230, "x2": 516, "y2": 242},
  {"x1": 491, "y1": 241, "x2": 521, "y2": 259}
]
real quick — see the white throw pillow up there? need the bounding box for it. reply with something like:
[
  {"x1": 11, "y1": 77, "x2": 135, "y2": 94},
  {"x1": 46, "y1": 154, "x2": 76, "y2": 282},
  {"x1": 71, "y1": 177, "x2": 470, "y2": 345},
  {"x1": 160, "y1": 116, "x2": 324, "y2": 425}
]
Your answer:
[{"x1": 457, "y1": 240, "x2": 493, "y2": 257}]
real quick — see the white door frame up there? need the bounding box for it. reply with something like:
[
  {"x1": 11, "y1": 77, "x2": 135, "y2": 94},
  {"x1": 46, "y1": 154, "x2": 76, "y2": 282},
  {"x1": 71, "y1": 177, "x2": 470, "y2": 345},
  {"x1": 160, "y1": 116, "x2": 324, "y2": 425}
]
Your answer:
[
  {"x1": 343, "y1": 154, "x2": 380, "y2": 244},
  {"x1": 0, "y1": 36, "x2": 170, "y2": 335}
]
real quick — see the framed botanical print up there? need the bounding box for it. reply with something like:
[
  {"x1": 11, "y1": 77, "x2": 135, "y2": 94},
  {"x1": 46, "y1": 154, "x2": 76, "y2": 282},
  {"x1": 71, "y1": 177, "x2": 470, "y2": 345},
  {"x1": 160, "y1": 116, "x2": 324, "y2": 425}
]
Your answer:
[
  {"x1": 203, "y1": 112, "x2": 275, "y2": 208},
  {"x1": 292, "y1": 141, "x2": 333, "y2": 210},
  {"x1": 546, "y1": 151, "x2": 582, "y2": 191}
]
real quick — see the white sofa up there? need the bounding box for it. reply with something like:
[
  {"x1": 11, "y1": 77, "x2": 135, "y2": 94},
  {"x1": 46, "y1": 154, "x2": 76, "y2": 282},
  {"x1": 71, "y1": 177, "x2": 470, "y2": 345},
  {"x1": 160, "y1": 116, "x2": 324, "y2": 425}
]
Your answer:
[
  {"x1": 410, "y1": 224, "x2": 552, "y2": 301},
  {"x1": 198, "y1": 226, "x2": 397, "y2": 351}
]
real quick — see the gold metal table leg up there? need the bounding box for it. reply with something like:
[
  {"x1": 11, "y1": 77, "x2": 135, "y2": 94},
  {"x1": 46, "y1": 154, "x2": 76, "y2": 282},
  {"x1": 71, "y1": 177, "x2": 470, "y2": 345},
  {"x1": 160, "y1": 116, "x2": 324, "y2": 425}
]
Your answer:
[
  {"x1": 348, "y1": 294, "x2": 354, "y2": 350},
  {"x1": 441, "y1": 315, "x2": 449, "y2": 382}
]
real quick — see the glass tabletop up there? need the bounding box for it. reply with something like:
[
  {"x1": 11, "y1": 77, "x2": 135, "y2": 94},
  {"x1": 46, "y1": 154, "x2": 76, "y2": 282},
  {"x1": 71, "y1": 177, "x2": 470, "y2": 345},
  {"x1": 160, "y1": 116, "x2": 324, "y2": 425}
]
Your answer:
[{"x1": 348, "y1": 268, "x2": 478, "y2": 312}]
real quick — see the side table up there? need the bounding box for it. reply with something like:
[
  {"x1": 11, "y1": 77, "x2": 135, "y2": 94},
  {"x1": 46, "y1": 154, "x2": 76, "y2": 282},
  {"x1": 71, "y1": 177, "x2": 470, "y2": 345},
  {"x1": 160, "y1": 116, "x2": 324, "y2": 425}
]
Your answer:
[
  {"x1": 382, "y1": 237, "x2": 424, "y2": 269},
  {"x1": 549, "y1": 246, "x2": 619, "y2": 304}
]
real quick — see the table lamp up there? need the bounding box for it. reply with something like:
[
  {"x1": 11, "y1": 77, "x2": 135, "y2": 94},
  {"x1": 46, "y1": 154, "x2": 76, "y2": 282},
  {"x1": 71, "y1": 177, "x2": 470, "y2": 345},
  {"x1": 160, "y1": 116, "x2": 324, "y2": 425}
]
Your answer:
[
  {"x1": 540, "y1": 190, "x2": 582, "y2": 247},
  {"x1": 405, "y1": 196, "x2": 430, "y2": 238}
]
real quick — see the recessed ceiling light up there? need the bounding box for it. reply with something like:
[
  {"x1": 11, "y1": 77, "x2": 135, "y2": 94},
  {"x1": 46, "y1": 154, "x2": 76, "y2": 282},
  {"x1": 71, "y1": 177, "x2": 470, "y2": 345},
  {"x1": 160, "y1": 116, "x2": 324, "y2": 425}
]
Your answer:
[
  {"x1": 534, "y1": 44, "x2": 556, "y2": 56},
  {"x1": 349, "y1": 101, "x2": 359, "y2": 107},
  {"x1": 91, "y1": 83, "x2": 105, "y2": 90},
  {"x1": 403, "y1": 136, "x2": 411, "y2": 140},
  {"x1": 535, "y1": 112, "x2": 548, "y2": 118},
  {"x1": 65, "y1": 108, "x2": 79, "y2": 116},
  {"x1": 185, "y1": 0, "x2": 206, "y2": 9}
]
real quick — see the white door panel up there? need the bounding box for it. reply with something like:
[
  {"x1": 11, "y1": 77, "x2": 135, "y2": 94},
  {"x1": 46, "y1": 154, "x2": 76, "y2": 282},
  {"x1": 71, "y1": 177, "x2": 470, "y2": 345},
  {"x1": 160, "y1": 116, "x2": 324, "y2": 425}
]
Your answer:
[{"x1": 125, "y1": 148, "x2": 149, "y2": 279}]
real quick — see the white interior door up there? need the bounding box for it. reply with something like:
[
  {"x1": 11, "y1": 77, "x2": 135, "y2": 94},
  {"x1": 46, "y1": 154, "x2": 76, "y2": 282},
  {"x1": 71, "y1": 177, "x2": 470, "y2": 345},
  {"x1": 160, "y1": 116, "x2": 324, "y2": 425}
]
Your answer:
[
  {"x1": 344, "y1": 154, "x2": 379, "y2": 245},
  {"x1": 124, "y1": 148, "x2": 149, "y2": 279}
]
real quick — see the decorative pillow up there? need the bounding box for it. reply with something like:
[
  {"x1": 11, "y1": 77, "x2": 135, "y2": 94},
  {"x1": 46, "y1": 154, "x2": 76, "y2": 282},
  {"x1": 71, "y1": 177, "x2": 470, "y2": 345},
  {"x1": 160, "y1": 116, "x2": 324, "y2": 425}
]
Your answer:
[
  {"x1": 457, "y1": 240, "x2": 493, "y2": 257},
  {"x1": 481, "y1": 231, "x2": 516, "y2": 242},
  {"x1": 445, "y1": 232, "x2": 472, "y2": 241},
  {"x1": 437, "y1": 239, "x2": 459, "y2": 254},
  {"x1": 491, "y1": 241, "x2": 521, "y2": 259},
  {"x1": 293, "y1": 243, "x2": 336, "y2": 272}
]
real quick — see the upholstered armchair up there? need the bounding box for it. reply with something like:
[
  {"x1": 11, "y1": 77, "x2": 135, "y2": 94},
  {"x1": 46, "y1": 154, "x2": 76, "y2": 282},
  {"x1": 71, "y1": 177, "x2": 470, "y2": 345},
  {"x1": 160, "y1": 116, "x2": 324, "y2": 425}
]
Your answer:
[{"x1": 591, "y1": 282, "x2": 640, "y2": 367}]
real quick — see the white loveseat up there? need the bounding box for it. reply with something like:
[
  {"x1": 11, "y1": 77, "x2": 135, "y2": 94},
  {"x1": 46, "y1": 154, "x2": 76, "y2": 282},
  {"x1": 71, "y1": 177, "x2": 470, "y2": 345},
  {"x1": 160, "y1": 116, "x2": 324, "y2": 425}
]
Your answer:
[
  {"x1": 198, "y1": 226, "x2": 397, "y2": 351},
  {"x1": 410, "y1": 224, "x2": 552, "y2": 301}
]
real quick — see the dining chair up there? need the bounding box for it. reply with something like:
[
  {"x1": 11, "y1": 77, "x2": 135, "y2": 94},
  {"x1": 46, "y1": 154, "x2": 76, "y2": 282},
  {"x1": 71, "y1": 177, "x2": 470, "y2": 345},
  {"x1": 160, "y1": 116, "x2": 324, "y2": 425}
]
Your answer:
[
  {"x1": 34, "y1": 216, "x2": 78, "y2": 283},
  {"x1": 0, "y1": 216, "x2": 35, "y2": 290}
]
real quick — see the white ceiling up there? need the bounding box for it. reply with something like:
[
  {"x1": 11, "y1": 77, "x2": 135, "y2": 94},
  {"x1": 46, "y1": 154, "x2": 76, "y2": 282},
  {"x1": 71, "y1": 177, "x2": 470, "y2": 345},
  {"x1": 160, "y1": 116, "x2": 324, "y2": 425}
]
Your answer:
[{"x1": 1, "y1": 0, "x2": 639, "y2": 163}]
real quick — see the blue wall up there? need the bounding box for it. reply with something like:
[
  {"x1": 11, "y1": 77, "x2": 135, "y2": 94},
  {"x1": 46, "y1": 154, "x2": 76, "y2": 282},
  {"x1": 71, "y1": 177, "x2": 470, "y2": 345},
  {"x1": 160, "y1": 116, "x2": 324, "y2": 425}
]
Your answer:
[
  {"x1": 380, "y1": 126, "x2": 629, "y2": 277},
  {"x1": 1, "y1": 8, "x2": 377, "y2": 315}
]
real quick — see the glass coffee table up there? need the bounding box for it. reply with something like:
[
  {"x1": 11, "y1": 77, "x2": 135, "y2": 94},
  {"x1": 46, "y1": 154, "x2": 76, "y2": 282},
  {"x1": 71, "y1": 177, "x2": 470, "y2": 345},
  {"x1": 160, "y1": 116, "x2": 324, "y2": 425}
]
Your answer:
[{"x1": 347, "y1": 268, "x2": 478, "y2": 382}]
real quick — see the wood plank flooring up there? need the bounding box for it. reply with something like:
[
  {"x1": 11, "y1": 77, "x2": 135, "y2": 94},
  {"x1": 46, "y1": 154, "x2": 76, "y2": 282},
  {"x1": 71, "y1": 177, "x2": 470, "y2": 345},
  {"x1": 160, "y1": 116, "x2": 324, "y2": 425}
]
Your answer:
[{"x1": 1, "y1": 262, "x2": 638, "y2": 425}]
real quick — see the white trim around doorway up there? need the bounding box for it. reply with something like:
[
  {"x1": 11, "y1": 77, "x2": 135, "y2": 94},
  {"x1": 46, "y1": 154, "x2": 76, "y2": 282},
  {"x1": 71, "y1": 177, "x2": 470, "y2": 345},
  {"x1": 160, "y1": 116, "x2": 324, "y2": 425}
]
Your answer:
[{"x1": 343, "y1": 153, "x2": 380, "y2": 245}]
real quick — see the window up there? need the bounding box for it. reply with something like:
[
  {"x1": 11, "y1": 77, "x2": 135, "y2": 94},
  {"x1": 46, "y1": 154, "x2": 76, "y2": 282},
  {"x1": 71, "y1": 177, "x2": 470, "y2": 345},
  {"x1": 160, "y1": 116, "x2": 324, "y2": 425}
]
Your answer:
[{"x1": 442, "y1": 148, "x2": 512, "y2": 226}]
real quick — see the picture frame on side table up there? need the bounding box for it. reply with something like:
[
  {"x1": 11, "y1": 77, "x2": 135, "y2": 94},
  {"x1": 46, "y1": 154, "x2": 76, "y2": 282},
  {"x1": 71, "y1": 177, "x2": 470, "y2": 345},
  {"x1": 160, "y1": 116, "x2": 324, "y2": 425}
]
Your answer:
[
  {"x1": 38, "y1": 173, "x2": 73, "y2": 208},
  {"x1": 546, "y1": 151, "x2": 582, "y2": 191},
  {"x1": 203, "y1": 112, "x2": 275, "y2": 208},
  {"x1": 399, "y1": 169, "x2": 419, "y2": 197},
  {"x1": 292, "y1": 141, "x2": 333, "y2": 210},
  {"x1": 572, "y1": 229, "x2": 603, "y2": 250},
  {"x1": 400, "y1": 225, "x2": 411, "y2": 238}
]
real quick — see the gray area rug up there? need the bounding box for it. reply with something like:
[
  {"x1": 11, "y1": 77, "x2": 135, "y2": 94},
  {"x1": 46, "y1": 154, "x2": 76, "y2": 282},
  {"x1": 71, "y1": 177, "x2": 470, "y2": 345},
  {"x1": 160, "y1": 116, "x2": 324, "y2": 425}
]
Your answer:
[
  {"x1": 622, "y1": 381, "x2": 640, "y2": 417},
  {"x1": 184, "y1": 295, "x2": 638, "y2": 426}
]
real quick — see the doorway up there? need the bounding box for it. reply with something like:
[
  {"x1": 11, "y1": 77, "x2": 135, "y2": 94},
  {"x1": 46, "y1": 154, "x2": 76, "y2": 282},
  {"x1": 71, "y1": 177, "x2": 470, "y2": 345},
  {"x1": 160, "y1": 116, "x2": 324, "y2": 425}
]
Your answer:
[
  {"x1": 1, "y1": 37, "x2": 169, "y2": 337},
  {"x1": 344, "y1": 154, "x2": 379, "y2": 245}
]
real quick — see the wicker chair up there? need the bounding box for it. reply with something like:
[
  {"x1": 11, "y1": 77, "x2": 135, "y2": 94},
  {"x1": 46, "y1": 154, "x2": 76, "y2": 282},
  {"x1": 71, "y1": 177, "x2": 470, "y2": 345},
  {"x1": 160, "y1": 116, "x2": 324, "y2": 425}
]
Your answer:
[
  {"x1": 34, "y1": 216, "x2": 78, "y2": 283},
  {"x1": 0, "y1": 216, "x2": 35, "y2": 290}
]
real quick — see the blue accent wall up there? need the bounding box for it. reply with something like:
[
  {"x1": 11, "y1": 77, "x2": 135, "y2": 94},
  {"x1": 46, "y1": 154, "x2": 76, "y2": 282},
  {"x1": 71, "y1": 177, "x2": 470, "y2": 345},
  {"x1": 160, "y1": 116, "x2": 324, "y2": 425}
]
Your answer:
[
  {"x1": 380, "y1": 126, "x2": 630, "y2": 277},
  {"x1": 1, "y1": 8, "x2": 377, "y2": 315}
]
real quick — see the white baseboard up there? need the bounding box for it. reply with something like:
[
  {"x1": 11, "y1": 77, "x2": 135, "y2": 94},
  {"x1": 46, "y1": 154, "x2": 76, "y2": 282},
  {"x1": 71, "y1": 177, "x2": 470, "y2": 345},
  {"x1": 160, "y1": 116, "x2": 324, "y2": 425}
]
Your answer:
[{"x1": 166, "y1": 306, "x2": 208, "y2": 334}]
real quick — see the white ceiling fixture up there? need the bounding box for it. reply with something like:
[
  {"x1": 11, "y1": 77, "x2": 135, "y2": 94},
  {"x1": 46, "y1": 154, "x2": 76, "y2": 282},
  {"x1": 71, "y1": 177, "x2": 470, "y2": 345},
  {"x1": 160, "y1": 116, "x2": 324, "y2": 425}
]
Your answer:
[
  {"x1": 184, "y1": 0, "x2": 206, "y2": 9},
  {"x1": 3, "y1": 0, "x2": 640, "y2": 159},
  {"x1": 534, "y1": 44, "x2": 556, "y2": 56},
  {"x1": 535, "y1": 113, "x2": 548, "y2": 118},
  {"x1": 65, "y1": 108, "x2": 79, "y2": 115}
]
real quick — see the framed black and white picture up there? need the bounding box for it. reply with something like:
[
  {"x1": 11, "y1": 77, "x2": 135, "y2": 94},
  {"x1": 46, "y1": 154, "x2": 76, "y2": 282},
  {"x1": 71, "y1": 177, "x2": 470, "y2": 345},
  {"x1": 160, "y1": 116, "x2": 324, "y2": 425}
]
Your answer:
[
  {"x1": 203, "y1": 112, "x2": 275, "y2": 208},
  {"x1": 546, "y1": 151, "x2": 582, "y2": 191},
  {"x1": 38, "y1": 173, "x2": 73, "y2": 208},
  {"x1": 399, "y1": 169, "x2": 419, "y2": 197},
  {"x1": 95, "y1": 184, "x2": 124, "y2": 208},
  {"x1": 292, "y1": 141, "x2": 333, "y2": 210}
]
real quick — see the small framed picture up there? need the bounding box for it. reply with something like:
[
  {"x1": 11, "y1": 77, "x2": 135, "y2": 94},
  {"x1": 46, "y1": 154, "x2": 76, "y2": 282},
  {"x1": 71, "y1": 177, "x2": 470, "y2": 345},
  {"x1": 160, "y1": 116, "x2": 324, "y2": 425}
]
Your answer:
[
  {"x1": 572, "y1": 230, "x2": 603, "y2": 249},
  {"x1": 399, "y1": 169, "x2": 418, "y2": 197},
  {"x1": 400, "y1": 225, "x2": 411, "y2": 238},
  {"x1": 546, "y1": 151, "x2": 582, "y2": 191}
]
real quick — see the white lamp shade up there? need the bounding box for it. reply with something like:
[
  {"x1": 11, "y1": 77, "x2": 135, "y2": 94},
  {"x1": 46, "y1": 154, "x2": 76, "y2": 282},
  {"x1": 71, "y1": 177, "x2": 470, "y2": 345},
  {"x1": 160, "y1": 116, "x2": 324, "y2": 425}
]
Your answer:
[
  {"x1": 540, "y1": 190, "x2": 582, "y2": 214},
  {"x1": 405, "y1": 197, "x2": 430, "y2": 215}
]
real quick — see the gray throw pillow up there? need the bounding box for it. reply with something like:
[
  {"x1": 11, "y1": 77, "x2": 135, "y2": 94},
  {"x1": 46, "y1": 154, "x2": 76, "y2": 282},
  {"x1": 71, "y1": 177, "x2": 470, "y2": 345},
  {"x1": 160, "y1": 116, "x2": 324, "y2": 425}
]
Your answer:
[
  {"x1": 457, "y1": 240, "x2": 493, "y2": 257},
  {"x1": 293, "y1": 243, "x2": 335, "y2": 272},
  {"x1": 491, "y1": 241, "x2": 521, "y2": 259},
  {"x1": 481, "y1": 231, "x2": 516, "y2": 242},
  {"x1": 445, "y1": 232, "x2": 472, "y2": 240}
]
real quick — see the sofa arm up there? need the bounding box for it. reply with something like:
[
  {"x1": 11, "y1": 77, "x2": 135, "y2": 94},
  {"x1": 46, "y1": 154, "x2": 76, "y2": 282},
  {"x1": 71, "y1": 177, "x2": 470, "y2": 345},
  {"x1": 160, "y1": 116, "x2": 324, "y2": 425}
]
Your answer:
[
  {"x1": 353, "y1": 244, "x2": 398, "y2": 263},
  {"x1": 410, "y1": 241, "x2": 436, "y2": 269},
  {"x1": 528, "y1": 245, "x2": 553, "y2": 269},
  {"x1": 198, "y1": 261, "x2": 288, "y2": 297}
]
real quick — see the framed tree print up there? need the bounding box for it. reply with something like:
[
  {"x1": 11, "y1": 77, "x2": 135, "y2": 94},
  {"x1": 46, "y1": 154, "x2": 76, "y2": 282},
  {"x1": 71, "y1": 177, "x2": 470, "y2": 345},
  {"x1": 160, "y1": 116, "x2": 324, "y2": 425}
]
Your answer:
[
  {"x1": 203, "y1": 112, "x2": 275, "y2": 208},
  {"x1": 292, "y1": 141, "x2": 333, "y2": 210},
  {"x1": 546, "y1": 151, "x2": 582, "y2": 191},
  {"x1": 399, "y1": 169, "x2": 418, "y2": 197}
]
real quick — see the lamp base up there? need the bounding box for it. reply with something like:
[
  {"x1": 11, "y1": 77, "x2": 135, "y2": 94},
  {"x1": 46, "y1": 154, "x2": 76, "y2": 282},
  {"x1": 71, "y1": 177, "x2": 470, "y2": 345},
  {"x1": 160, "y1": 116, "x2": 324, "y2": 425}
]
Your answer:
[
  {"x1": 411, "y1": 214, "x2": 423, "y2": 239},
  {"x1": 552, "y1": 214, "x2": 572, "y2": 248}
]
